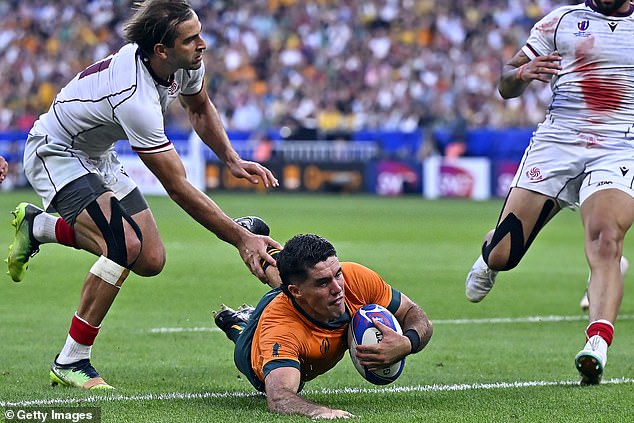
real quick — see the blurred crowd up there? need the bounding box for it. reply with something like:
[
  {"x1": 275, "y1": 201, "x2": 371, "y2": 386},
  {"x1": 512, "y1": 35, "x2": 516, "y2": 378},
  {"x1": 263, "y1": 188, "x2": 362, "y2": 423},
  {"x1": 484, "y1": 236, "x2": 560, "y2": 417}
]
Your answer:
[{"x1": 0, "y1": 0, "x2": 579, "y2": 137}]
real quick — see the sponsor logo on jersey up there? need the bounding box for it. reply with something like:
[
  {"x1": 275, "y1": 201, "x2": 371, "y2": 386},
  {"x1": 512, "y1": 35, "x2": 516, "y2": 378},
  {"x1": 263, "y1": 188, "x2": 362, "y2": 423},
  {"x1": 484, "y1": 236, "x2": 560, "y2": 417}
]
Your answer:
[
  {"x1": 608, "y1": 21, "x2": 618, "y2": 32},
  {"x1": 526, "y1": 167, "x2": 543, "y2": 181},
  {"x1": 620, "y1": 166, "x2": 629, "y2": 176},
  {"x1": 597, "y1": 181, "x2": 613, "y2": 187},
  {"x1": 272, "y1": 342, "x2": 280, "y2": 357}
]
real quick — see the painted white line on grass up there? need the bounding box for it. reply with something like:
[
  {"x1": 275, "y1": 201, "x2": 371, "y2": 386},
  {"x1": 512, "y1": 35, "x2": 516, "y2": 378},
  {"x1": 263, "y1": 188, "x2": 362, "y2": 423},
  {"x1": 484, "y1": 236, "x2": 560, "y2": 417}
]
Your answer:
[
  {"x1": 149, "y1": 327, "x2": 220, "y2": 333},
  {"x1": 3, "y1": 378, "x2": 633, "y2": 408},
  {"x1": 147, "y1": 314, "x2": 634, "y2": 334},
  {"x1": 433, "y1": 313, "x2": 634, "y2": 325}
]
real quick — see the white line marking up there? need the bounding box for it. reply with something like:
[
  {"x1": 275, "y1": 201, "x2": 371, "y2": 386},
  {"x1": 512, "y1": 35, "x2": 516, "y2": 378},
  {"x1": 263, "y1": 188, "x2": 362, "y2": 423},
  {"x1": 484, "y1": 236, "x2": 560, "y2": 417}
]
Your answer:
[
  {"x1": 148, "y1": 314, "x2": 634, "y2": 334},
  {"x1": 3, "y1": 378, "x2": 633, "y2": 407},
  {"x1": 149, "y1": 327, "x2": 220, "y2": 333}
]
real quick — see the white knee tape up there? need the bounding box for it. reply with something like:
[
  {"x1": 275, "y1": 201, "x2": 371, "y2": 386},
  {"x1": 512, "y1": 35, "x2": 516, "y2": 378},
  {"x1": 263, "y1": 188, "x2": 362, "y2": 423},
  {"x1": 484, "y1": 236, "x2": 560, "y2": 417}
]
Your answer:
[{"x1": 89, "y1": 255, "x2": 128, "y2": 288}]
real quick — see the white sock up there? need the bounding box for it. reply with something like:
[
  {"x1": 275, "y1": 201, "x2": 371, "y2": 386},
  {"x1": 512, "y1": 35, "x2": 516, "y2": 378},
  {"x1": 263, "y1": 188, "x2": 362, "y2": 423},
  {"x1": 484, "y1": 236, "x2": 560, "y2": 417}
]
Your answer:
[
  {"x1": 56, "y1": 334, "x2": 92, "y2": 365},
  {"x1": 32, "y1": 213, "x2": 58, "y2": 244}
]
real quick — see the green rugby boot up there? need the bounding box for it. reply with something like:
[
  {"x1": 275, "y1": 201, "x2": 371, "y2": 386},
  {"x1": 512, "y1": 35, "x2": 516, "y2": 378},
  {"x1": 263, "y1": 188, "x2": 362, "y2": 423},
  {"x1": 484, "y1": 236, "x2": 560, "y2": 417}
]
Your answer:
[
  {"x1": 50, "y1": 355, "x2": 114, "y2": 390},
  {"x1": 6, "y1": 202, "x2": 43, "y2": 282}
]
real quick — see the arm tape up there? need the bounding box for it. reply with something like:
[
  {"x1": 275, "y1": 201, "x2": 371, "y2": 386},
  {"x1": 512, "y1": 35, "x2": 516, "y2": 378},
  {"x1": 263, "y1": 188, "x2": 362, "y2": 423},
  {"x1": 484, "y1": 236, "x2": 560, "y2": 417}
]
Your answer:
[
  {"x1": 261, "y1": 247, "x2": 281, "y2": 272},
  {"x1": 404, "y1": 329, "x2": 421, "y2": 354}
]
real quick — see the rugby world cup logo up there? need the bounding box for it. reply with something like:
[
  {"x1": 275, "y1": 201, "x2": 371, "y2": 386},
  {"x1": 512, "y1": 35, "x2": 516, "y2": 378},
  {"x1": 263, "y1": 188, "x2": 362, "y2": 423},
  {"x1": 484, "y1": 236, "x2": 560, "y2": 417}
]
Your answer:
[{"x1": 577, "y1": 20, "x2": 589, "y2": 31}]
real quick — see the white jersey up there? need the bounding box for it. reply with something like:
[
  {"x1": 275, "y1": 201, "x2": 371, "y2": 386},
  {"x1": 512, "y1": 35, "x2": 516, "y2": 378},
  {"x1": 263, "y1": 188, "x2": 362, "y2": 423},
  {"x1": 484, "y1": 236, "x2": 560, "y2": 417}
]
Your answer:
[
  {"x1": 24, "y1": 43, "x2": 204, "y2": 209},
  {"x1": 522, "y1": 1, "x2": 634, "y2": 136},
  {"x1": 30, "y1": 43, "x2": 204, "y2": 157}
]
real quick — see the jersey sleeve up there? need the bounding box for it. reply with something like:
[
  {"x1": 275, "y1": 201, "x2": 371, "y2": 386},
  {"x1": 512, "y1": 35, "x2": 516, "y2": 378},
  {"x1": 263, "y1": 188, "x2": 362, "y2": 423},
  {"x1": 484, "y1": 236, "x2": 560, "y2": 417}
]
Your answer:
[
  {"x1": 257, "y1": 309, "x2": 304, "y2": 380},
  {"x1": 114, "y1": 90, "x2": 173, "y2": 153},
  {"x1": 522, "y1": 8, "x2": 562, "y2": 59}
]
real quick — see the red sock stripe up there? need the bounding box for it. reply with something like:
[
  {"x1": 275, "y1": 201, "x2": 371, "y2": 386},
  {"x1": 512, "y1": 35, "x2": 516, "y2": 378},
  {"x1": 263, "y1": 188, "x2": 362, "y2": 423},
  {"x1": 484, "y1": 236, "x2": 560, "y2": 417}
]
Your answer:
[
  {"x1": 55, "y1": 218, "x2": 77, "y2": 248},
  {"x1": 586, "y1": 321, "x2": 614, "y2": 346},
  {"x1": 69, "y1": 314, "x2": 100, "y2": 346}
]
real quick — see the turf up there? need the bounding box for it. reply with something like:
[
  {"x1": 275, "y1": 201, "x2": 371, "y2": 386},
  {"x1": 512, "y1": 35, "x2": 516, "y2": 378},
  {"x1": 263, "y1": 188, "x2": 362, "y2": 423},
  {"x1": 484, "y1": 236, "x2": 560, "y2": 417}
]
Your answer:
[{"x1": 1, "y1": 190, "x2": 633, "y2": 422}]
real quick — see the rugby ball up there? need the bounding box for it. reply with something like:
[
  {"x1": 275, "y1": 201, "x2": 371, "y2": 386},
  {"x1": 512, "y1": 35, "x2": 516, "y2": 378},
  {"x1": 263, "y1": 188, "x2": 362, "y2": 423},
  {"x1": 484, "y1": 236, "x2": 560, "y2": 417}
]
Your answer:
[{"x1": 348, "y1": 304, "x2": 405, "y2": 385}]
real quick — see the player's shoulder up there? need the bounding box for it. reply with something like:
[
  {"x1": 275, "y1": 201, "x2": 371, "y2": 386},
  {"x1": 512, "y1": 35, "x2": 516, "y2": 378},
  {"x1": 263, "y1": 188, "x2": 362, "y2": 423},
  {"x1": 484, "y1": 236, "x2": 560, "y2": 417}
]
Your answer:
[
  {"x1": 108, "y1": 44, "x2": 143, "y2": 88},
  {"x1": 341, "y1": 261, "x2": 378, "y2": 279}
]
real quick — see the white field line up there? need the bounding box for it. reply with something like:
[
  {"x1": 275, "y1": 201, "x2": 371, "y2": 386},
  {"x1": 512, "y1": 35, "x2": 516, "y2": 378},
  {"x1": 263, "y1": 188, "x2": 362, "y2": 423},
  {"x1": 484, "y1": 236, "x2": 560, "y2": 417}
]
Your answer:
[
  {"x1": 3, "y1": 378, "x2": 634, "y2": 408},
  {"x1": 148, "y1": 313, "x2": 634, "y2": 334}
]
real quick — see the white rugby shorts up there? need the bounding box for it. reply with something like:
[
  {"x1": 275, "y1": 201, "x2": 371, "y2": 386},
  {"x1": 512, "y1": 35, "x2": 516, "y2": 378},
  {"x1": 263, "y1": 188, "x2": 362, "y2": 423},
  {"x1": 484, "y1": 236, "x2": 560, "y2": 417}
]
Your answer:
[
  {"x1": 511, "y1": 120, "x2": 634, "y2": 210},
  {"x1": 24, "y1": 133, "x2": 138, "y2": 211}
]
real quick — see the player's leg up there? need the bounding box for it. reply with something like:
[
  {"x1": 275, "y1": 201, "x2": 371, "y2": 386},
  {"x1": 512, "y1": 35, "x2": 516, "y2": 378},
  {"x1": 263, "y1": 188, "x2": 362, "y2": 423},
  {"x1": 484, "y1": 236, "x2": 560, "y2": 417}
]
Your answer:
[
  {"x1": 579, "y1": 256, "x2": 628, "y2": 311},
  {"x1": 575, "y1": 188, "x2": 634, "y2": 385},
  {"x1": 50, "y1": 176, "x2": 163, "y2": 389},
  {"x1": 466, "y1": 187, "x2": 560, "y2": 302}
]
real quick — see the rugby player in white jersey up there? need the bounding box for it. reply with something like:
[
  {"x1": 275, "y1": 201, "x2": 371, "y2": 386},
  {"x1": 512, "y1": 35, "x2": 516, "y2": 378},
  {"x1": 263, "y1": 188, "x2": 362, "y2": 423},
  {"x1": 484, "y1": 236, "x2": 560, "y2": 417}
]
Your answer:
[
  {"x1": 465, "y1": 0, "x2": 634, "y2": 385},
  {"x1": 6, "y1": 0, "x2": 281, "y2": 389}
]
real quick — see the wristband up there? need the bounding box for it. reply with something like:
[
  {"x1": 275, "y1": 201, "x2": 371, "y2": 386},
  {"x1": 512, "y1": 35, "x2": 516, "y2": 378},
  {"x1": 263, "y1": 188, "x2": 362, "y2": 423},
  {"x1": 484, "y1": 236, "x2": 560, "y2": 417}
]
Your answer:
[
  {"x1": 403, "y1": 329, "x2": 421, "y2": 353},
  {"x1": 260, "y1": 247, "x2": 281, "y2": 273},
  {"x1": 517, "y1": 64, "x2": 527, "y2": 81}
]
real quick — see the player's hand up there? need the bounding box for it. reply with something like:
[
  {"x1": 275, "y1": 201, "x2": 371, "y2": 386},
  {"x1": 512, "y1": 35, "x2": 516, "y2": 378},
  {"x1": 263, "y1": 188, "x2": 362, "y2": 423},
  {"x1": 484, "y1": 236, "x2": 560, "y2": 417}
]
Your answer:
[
  {"x1": 518, "y1": 51, "x2": 562, "y2": 83},
  {"x1": 226, "y1": 159, "x2": 279, "y2": 188},
  {"x1": 354, "y1": 319, "x2": 410, "y2": 371},
  {"x1": 238, "y1": 233, "x2": 282, "y2": 283},
  {"x1": 0, "y1": 156, "x2": 7, "y2": 183}
]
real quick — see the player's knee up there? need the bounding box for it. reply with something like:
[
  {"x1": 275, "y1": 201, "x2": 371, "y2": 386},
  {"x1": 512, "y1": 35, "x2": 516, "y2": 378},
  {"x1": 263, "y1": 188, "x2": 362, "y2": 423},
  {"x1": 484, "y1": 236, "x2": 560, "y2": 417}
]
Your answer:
[
  {"x1": 132, "y1": 246, "x2": 166, "y2": 277},
  {"x1": 587, "y1": 227, "x2": 622, "y2": 260}
]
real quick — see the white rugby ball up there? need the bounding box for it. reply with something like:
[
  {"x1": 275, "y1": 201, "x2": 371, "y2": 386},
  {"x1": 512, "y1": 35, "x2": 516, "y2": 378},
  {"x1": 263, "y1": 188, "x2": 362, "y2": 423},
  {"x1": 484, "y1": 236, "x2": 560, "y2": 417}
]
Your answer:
[{"x1": 348, "y1": 304, "x2": 405, "y2": 385}]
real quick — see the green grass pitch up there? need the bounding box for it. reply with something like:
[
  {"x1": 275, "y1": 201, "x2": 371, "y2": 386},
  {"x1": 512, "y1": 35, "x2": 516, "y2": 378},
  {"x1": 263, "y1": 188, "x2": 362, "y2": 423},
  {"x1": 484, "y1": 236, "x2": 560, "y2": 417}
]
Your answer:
[{"x1": 1, "y1": 190, "x2": 633, "y2": 422}]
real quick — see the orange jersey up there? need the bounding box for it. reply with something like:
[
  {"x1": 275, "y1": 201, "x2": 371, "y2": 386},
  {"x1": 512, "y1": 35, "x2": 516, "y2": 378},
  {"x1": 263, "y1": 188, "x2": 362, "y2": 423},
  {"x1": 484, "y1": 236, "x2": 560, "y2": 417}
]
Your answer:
[{"x1": 250, "y1": 261, "x2": 401, "y2": 384}]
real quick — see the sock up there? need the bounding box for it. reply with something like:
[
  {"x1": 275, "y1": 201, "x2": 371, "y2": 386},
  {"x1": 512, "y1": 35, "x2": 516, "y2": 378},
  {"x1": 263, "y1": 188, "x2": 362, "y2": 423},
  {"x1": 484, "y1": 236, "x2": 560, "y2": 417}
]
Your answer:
[
  {"x1": 32, "y1": 214, "x2": 77, "y2": 247},
  {"x1": 55, "y1": 218, "x2": 77, "y2": 247},
  {"x1": 585, "y1": 319, "x2": 614, "y2": 346},
  {"x1": 56, "y1": 313, "x2": 100, "y2": 365},
  {"x1": 32, "y1": 213, "x2": 58, "y2": 244}
]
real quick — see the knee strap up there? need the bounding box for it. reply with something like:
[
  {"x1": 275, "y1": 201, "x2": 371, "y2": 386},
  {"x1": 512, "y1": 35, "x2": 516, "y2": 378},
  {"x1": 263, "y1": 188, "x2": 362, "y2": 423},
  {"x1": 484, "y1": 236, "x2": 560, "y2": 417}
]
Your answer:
[
  {"x1": 482, "y1": 199, "x2": 555, "y2": 270},
  {"x1": 90, "y1": 255, "x2": 129, "y2": 288},
  {"x1": 85, "y1": 197, "x2": 143, "y2": 268}
]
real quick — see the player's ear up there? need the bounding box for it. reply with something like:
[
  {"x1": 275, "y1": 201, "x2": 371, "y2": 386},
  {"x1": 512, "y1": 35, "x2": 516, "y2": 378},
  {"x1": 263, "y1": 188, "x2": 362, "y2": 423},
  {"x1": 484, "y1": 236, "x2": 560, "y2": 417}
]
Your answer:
[
  {"x1": 287, "y1": 284, "x2": 301, "y2": 299},
  {"x1": 153, "y1": 43, "x2": 168, "y2": 59}
]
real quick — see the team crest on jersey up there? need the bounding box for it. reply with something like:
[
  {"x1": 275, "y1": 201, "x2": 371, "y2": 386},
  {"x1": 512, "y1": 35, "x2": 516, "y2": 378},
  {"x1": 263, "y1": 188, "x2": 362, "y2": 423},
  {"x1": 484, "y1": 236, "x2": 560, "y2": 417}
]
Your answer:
[
  {"x1": 526, "y1": 167, "x2": 543, "y2": 181},
  {"x1": 168, "y1": 79, "x2": 179, "y2": 96},
  {"x1": 575, "y1": 20, "x2": 591, "y2": 37}
]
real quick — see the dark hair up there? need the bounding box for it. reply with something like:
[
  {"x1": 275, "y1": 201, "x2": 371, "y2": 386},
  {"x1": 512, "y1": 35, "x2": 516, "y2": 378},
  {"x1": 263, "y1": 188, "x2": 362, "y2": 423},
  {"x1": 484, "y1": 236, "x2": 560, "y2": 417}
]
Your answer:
[
  {"x1": 123, "y1": 0, "x2": 195, "y2": 55},
  {"x1": 278, "y1": 234, "x2": 337, "y2": 295}
]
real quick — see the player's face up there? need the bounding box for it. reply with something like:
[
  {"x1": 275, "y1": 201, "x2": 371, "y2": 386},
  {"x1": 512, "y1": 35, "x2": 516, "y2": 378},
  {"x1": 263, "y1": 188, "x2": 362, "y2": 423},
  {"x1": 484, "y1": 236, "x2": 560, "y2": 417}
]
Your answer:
[
  {"x1": 593, "y1": 0, "x2": 628, "y2": 14},
  {"x1": 290, "y1": 256, "x2": 346, "y2": 323},
  {"x1": 166, "y1": 13, "x2": 206, "y2": 70}
]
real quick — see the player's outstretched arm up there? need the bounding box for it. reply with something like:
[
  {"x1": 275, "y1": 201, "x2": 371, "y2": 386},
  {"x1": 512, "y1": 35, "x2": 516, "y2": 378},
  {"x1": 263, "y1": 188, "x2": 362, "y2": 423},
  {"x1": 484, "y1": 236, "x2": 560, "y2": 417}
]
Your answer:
[
  {"x1": 180, "y1": 89, "x2": 278, "y2": 188},
  {"x1": 138, "y1": 149, "x2": 281, "y2": 281},
  {"x1": 265, "y1": 367, "x2": 354, "y2": 419},
  {"x1": 0, "y1": 155, "x2": 7, "y2": 183}
]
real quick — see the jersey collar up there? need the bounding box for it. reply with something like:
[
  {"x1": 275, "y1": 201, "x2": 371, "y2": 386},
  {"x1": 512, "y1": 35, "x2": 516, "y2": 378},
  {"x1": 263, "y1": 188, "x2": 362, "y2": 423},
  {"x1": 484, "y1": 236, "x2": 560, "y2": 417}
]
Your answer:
[
  {"x1": 137, "y1": 47, "x2": 175, "y2": 87},
  {"x1": 289, "y1": 295, "x2": 351, "y2": 330}
]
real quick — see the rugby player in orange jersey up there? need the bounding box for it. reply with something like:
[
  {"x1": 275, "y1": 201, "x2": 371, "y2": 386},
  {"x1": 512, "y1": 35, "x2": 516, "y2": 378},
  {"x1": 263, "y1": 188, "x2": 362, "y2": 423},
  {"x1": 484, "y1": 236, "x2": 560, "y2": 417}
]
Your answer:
[{"x1": 214, "y1": 227, "x2": 433, "y2": 419}]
